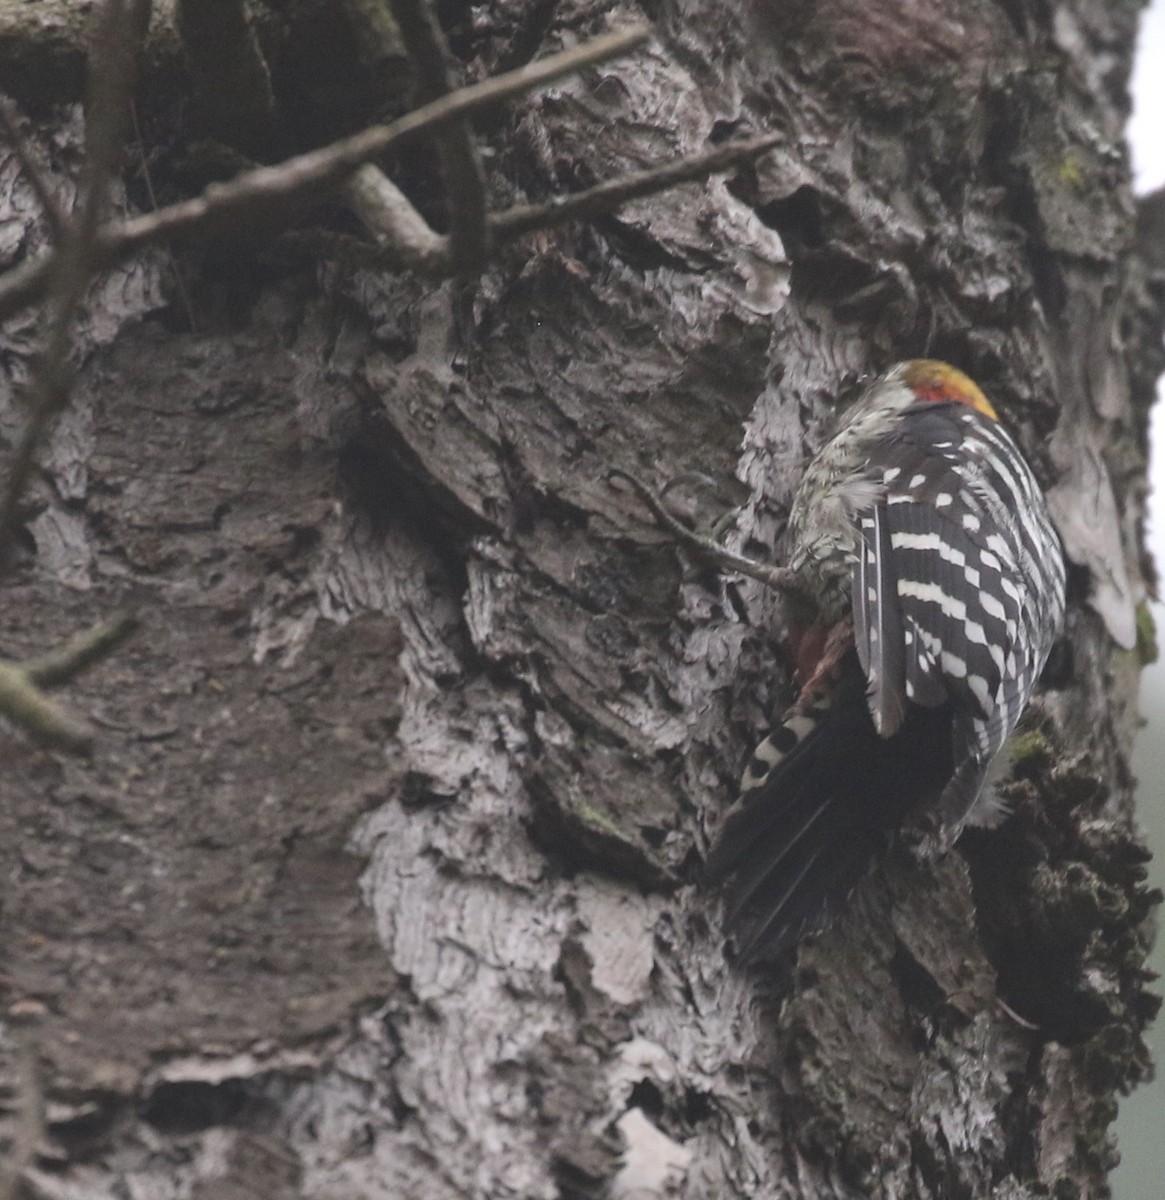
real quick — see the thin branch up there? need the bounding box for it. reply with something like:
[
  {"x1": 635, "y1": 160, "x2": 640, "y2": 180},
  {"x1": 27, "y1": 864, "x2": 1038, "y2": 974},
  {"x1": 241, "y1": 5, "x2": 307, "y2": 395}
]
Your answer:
[
  {"x1": 492, "y1": 133, "x2": 782, "y2": 243},
  {"x1": 0, "y1": 0, "x2": 148, "y2": 555},
  {"x1": 0, "y1": 663, "x2": 93, "y2": 754},
  {"x1": 0, "y1": 611, "x2": 138, "y2": 755},
  {"x1": 344, "y1": 163, "x2": 448, "y2": 270},
  {"x1": 130, "y1": 98, "x2": 197, "y2": 331},
  {"x1": 0, "y1": 24, "x2": 651, "y2": 321},
  {"x1": 608, "y1": 468, "x2": 812, "y2": 603},
  {"x1": 494, "y1": 0, "x2": 561, "y2": 74},
  {"x1": 0, "y1": 2, "x2": 145, "y2": 759},
  {"x1": 335, "y1": 135, "x2": 781, "y2": 276},
  {"x1": 0, "y1": 1037, "x2": 43, "y2": 1200},
  {"x1": 391, "y1": 0, "x2": 489, "y2": 272},
  {"x1": 25, "y1": 610, "x2": 139, "y2": 687},
  {"x1": 79, "y1": 0, "x2": 148, "y2": 231},
  {"x1": 0, "y1": 98, "x2": 68, "y2": 239},
  {"x1": 174, "y1": 0, "x2": 276, "y2": 156}
]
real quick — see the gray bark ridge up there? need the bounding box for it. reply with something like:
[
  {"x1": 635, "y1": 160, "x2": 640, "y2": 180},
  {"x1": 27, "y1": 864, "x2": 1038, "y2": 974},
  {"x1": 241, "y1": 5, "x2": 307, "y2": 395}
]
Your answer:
[{"x1": 0, "y1": 0, "x2": 1161, "y2": 1198}]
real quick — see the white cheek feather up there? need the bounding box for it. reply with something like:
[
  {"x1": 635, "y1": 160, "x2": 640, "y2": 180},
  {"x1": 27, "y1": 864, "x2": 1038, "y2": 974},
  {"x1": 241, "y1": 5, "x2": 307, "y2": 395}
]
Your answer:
[
  {"x1": 793, "y1": 476, "x2": 881, "y2": 562},
  {"x1": 835, "y1": 476, "x2": 884, "y2": 521}
]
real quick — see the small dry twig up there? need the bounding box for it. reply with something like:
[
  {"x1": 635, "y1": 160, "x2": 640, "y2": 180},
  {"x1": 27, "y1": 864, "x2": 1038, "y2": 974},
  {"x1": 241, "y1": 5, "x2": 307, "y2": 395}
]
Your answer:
[
  {"x1": 609, "y1": 468, "x2": 812, "y2": 604},
  {"x1": 491, "y1": 133, "x2": 782, "y2": 244},
  {"x1": 0, "y1": 611, "x2": 139, "y2": 754},
  {"x1": 0, "y1": 9, "x2": 783, "y2": 753},
  {"x1": 0, "y1": 99, "x2": 68, "y2": 240},
  {"x1": 345, "y1": 163, "x2": 448, "y2": 271},
  {"x1": 0, "y1": 25, "x2": 652, "y2": 320},
  {"x1": 0, "y1": 0, "x2": 146, "y2": 753},
  {"x1": 344, "y1": 133, "x2": 781, "y2": 276},
  {"x1": 391, "y1": 0, "x2": 489, "y2": 272},
  {"x1": 0, "y1": 1035, "x2": 44, "y2": 1200},
  {"x1": 0, "y1": 0, "x2": 149, "y2": 554}
]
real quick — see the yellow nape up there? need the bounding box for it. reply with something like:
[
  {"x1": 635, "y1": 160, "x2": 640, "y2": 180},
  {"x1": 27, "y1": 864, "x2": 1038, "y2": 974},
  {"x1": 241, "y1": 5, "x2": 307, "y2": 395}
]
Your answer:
[{"x1": 902, "y1": 359, "x2": 998, "y2": 421}]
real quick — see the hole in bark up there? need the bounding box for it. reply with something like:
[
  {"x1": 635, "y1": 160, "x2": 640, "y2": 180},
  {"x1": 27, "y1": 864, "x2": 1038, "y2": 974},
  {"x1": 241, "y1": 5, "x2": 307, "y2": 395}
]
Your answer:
[
  {"x1": 179, "y1": 244, "x2": 285, "y2": 332},
  {"x1": 961, "y1": 827, "x2": 1121, "y2": 1044},
  {"x1": 1024, "y1": 238, "x2": 1067, "y2": 319},
  {"x1": 724, "y1": 580, "x2": 750, "y2": 623},
  {"x1": 679, "y1": 844, "x2": 705, "y2": 884},
  {"x1": 0, "y1": 522, "x2": 37, "y2": 574},
  {"x1": 709, "y1": 118, "x2": 745, "y2": 143},
  {"x1": 753, "y1": 185, "x2": 827, "y2": 254},
  {"x1": 336, "y1": 406, "x2": 484, "y2": 585},
  {"x1": 998, "y1": 1055, "x2": 1042, "y2": 1181},
  {"x1": 790, "y1": 248, "x2": 879, "y2": 306},
  {"x1": 1063, "y1": 559, "x2": 1091, "y2": 606},
  {"x1": 42, "y1": 1094, "x2": 123, "y2": 1163},
  {"x1": 140, "y1": 1079, "x2": 247, "y2": 1133},
  {"x1": 626, "y1": 1078, "x2": 665, "y2": 1117},
  {"x1": 683, "y1": 1086, "x2": 714, "y2": 1123},
  {"x1": 1038, "y1": 637, "x2": 1073, "y2": 690},
  {"x1": 889, "y1": 945, "x2": 948, "y2": 1019},
  {"x1": 910, "y1": 1129, "x2": 974, "y2": 1200},
  {"x1": 400, "y1": 769, "x2": 460, "y2": 808},
  {"x1": 270, "y1": 4, "x2": 416, "y2": 152},
  {"x1": 389, "y1": 1091, "x2": 417, "y2": 1126},
  {"x1": 594, "y1": 217, "x2": 693, "y2": 272},
  {"x1": 550, "y1": 1150, "x2": 609, "y2": 1200},
  {"x1": 638, "y1": 825, "x2": 667, "y2": 848}
]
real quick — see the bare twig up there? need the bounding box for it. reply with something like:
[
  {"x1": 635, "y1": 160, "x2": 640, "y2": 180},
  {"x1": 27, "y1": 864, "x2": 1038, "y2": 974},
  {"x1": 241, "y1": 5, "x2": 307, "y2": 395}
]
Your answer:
[
  {"x1": 25, "y1": 610, "x2": 139, "y2": 687},
  {"x1": 492, "y1": 133, "x2": 782, "y2": 243},
  {"x1": 344, "y1": 163, "x2": 447, "y2": 270},
  {"x1": 609, "y1": 468, "x2": 811, "y2": 603},
  {"x1": 0, "y1": 662, "x2": 89, "y2": 753},
  {"x1": 391, "y1": 0, "x2": 489, "y2": 272},
  {"x1": 0, "y1": 24, "x2": 651, "y2": 321},
  {"x1": 130, "y1": 99, "x2": 197, "y2": 331},
  {"x1": 0, "y1": 660, "x2": 94, "y2": 752},
  {"x1": 0, "y1": 674, "x2": 86, "y2": 756},
  {"x1": 79, "y1": 0, "x2": 148, "y2": 231},
  {"x1": 0, "y1": 611, "x2": 138, "y2": 755},
  {"x1": 333, "y1": 135, "x2": 781, "y2": 276},
  {"x1": 0, "y1": 0, "x2": 146, "y2": 758},
  {"x1": 495, "y1": 0, "x2": 561, "y2": 74},
  {"x1": 0, "y1": 0, "x2": 148, "y2": 555},
  {"x1": 0, "y1": 98, "x2": 68, "y2": 239},
  {"x1": 0, "y1": 1037, "x2": 44, "y2": 1200},
  {"x1": 175, "y1": 0, "x2": 276, "y2": 155}
]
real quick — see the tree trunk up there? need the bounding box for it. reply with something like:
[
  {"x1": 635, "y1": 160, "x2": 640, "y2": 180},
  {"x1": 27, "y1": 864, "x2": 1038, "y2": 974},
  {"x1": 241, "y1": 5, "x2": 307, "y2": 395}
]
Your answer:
[{"x1": 1, "y1": 1, "x2": 1161, "y2": 1197}]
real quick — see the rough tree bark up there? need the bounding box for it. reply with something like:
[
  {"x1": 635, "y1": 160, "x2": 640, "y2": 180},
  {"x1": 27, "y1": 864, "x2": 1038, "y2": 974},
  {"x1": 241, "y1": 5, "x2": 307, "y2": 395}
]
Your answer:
[{"x1": 0, "y1": 1, "x2": 1161, "y2": 1198}]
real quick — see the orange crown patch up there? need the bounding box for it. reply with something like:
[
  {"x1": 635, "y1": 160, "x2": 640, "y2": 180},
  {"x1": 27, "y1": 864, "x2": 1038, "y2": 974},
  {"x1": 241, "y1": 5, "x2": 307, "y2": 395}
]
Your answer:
[{"x1": 902, "y1": 360, "x2": 998, "y2": 421}]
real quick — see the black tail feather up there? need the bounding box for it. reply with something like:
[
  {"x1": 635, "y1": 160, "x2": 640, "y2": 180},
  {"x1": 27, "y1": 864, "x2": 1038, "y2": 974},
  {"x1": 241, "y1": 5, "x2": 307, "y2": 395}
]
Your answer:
[
  {"x1": 707, "y1": 650, "x2": 954, "y2": 963},
  {"x1": 720, "y1": 790, "x2": 833, "y2": 928}
]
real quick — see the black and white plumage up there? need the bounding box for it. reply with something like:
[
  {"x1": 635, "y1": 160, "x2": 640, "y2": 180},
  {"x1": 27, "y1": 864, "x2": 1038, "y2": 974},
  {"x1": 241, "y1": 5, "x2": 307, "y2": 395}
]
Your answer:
[{"x1": 707, "y1": 360, "x2": 1066, "y2": 962}]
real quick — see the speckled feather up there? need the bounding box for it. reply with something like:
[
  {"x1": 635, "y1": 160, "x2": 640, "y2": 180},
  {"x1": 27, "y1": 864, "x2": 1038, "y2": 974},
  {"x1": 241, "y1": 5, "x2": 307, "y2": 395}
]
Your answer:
[{"x1": 708, "y1": 361, "x2": 1066, "y2": 961}]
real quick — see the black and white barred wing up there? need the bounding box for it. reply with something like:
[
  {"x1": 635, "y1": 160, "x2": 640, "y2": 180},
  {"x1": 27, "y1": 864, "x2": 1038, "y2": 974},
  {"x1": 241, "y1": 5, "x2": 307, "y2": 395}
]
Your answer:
[{"x1": 851, "y1": 402, "x2": 1063, "y2": 825}]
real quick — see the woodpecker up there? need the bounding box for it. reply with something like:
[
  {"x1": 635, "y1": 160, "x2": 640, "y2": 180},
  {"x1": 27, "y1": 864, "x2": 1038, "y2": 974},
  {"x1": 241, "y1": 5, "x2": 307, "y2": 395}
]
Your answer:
[{"x1": 700, "y1": 360, "x2": 1066, "y2": 962}]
